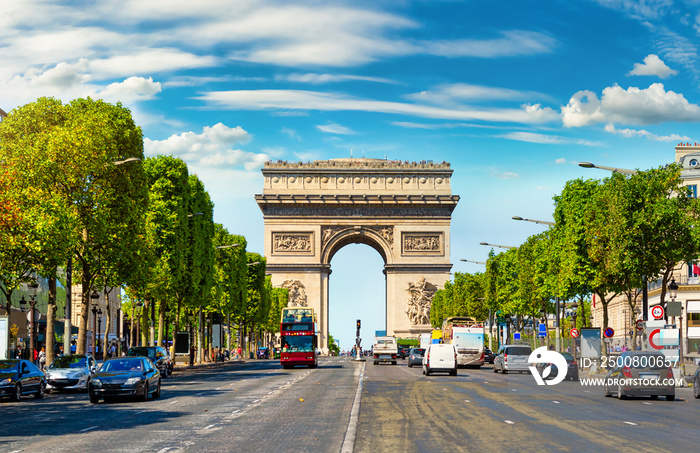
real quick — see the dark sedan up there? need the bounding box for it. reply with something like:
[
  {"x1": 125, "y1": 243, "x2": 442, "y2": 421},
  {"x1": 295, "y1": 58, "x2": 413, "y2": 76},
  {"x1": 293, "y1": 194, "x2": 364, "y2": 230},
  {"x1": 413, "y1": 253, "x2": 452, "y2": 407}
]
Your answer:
[
  {"x1": 407, "y1": 348, "x2": 425, "y2": 367},
  {"x1": 0, "y1": 359, "x2": 46, "y2": 401},
  {"x1": 128, "y1": 346, "x2": 173, "y2": 377},
  {"x1": 89, "y1": 357, "x2": 161, "y2": 403},
  {"x1": 483, "y1": 348, "x2": 495, "y2": 364}
]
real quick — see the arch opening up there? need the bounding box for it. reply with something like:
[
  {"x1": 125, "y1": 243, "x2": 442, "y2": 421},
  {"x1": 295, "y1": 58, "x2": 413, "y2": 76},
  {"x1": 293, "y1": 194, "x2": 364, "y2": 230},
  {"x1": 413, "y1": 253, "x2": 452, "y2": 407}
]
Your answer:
[{"x1": 328, "y1": 243, "x2": 386, "y2": 353}]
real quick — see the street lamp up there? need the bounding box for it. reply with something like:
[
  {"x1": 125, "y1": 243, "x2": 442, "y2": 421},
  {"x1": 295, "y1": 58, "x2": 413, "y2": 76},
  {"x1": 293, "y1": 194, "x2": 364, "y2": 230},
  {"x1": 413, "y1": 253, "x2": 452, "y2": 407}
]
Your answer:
[
  {"x1": 25, "y1": 280, "x2": 39, "y2": 363},
  {"x1": 479, "y1": 242, "x2": 515, "y2": 250},
  {"x1": 90, "y1": 291, "x2": 100, "y2": 356},
  {"x1": 216, "y1": 244, "x2": 239, "y2": 249},
  {"x1": 460, "y1": 259, "x2": 486, "y2": 265},
  {"x1": 187, "y1": 212, "x2": 203, "y2": 218},
  {"x1": 577, "y1": 162, "x2": 638, "y2": 175},
  {"x1": 97, "y1": 308, "x2": 103, "y2": 356},
  {"x1": 668, "y1": 278, "x2": 683, "y2": 364},
  {"x1": 512, "y1": 216, "x2": 555, "y2": 226}
]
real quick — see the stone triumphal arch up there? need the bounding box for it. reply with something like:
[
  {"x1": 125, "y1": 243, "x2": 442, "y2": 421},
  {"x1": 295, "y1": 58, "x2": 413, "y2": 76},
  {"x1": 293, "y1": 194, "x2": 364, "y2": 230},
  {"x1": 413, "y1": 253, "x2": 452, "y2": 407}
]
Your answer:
[{"x1": 255, "y1": 158, "x2": 459, "y2": 352}]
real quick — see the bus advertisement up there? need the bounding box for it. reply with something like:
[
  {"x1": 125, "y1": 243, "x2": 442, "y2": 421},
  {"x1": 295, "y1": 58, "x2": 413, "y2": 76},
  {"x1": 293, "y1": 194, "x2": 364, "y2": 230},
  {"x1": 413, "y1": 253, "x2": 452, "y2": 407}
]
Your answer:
[
  {"x1": 280, "y1": 307, "x2": 318, "y2": 369},
  {"x1": 442, "y1": 317, "x2": 485, "y2": 368}
]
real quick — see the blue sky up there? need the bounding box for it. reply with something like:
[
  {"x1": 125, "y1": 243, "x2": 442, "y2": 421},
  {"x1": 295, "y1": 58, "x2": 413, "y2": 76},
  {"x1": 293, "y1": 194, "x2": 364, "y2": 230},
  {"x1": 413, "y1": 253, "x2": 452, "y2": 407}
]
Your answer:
[{"x1": 4, "y1": 0, "x2": 700, "y2": 349}]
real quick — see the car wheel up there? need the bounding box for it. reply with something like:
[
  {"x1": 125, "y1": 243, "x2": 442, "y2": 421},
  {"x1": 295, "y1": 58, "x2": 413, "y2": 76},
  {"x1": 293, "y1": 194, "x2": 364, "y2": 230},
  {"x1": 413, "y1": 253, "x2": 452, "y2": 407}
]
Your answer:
[
  {"x1": 493, "y1": 365, "x2": 498, "y2": 373},
  {"x1": 502, "y1": 368, "x2": 507, "y2": 374},
  {"x1": 34, "y1": 382, "x2": 45, "y2": 399},
  {"x1": 694, "y1": 378, "x2": 700, "y2": 399},
  {"x1": 617, "y1": 384, "x2": 625, "y2": 400},
  {"x1": 425, "y1": 367, "x2": 431, "y2": 376},
  {"x1": 89, "y1": 395, "x2": 100, "y2": 404},
  {"x1": 451, "y1": 369, "x2": 457, "y2": 376},
  {"x1": 407, "y1": 363, "x2": 412, "y2": 368},
  {"x1": 666, "y1": 395, "x2": 674, "y2": 401},
  {"x1": 604, "y1": 382, "x2": 611, "y2": 397},
  {"x1": 152, "y1": 380, "x2": 161, "y2": 399},
  {"x1": 11, "y1": 384, "x2": 21, "y2": 402},
  {"x1": 141, "y1": 383, "x2": 149, "y2": 402},
  {"x1": 650, "y1": 395, "x2": 659, "y2": 400}
]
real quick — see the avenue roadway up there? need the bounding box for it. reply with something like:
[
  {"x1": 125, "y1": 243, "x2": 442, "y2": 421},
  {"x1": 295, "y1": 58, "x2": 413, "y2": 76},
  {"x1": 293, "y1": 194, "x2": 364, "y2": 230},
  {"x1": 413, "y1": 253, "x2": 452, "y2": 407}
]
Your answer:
[{"x1": 1, "y1": 357, "x2": 698, "y2": 452}]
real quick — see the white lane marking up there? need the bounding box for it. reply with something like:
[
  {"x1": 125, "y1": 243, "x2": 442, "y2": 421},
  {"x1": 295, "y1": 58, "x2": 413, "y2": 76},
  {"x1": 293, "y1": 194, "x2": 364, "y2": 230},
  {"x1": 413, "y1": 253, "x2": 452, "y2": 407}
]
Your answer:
[
  {"x1": 623, "y1": 421, "x2": 638, "y2": 426},
  {"x1": 9, "y1": 450, "x2": 23, "y2": 453},
  {"x1": 216, "y1": 387, "x2": 221, "y2": 390},
  {"x1": 135, "y1": 410, "x2": 149, "y2": 415},
  {"x1": 195, "y1": 392, "x2": 205, "y2": 396},
  {"x1": 169, "y1": 400, "x2": 179, "y2": 405},
  {"x1": 252, "y1": 399, "x2": 260, "y2": 403},
  {"x1": 156, "y1": 448, "x2": 173, "y2": 453},
  {"x1": 643, "y1": 402, "x2": 653, "y2": 405},
  {"x1": 464, "y1": 399, "x2": 471, "y2": 403},
  {"x1": 231, "y1": 410, "x2": 241, "y2": 415},
  {"x1": 583, "y1": 390, "x2": 590, "y2": 393},
  {"x1": 511, "y1": 389, "x2": 517, "y2": 392},
  {"x1": 203, "y1": 424, "x2": 216, "y2": 430},
  {"x1": 552, "y1": 401, "x2": 560, "y2": 404},
  {"x1": 504, "y1": 420, "x2": 514, "y2": 425},
  {"x1": 79, "y1": 426, "x2": 98, "y2": 432},
  {"x1": 268, "y1": 391, "x2": 273, "y2": 394}
]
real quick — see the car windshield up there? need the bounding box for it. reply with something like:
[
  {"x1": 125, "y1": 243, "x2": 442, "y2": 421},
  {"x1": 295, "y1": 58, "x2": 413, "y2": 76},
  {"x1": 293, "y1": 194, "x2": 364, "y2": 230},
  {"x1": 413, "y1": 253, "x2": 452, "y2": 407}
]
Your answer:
[
  {"x1": 561, "y1": 353, "x2": 575, "y2": 361},
  {"x1": 0, "y1": 361, "x2": 18, "y2": 372},
  {"x1": 101, "y1": 359, "x2": 143, "y2": 372},
  {"x1": 281, "y1": 336, "x2": 314, "y2": 353},
  {"x1": 50, "y1": 356, "x2": 87, "y2": 369},
  {"x1": 506, "y1": 346, "x2": 532, "y2": 356},
  {"x1": 128, "y1": 348, "x2": 155, "y2": 359}
]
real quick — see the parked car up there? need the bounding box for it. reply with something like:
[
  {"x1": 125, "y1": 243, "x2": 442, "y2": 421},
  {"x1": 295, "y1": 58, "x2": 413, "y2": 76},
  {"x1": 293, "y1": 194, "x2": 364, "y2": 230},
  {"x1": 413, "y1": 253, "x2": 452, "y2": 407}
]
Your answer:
[
  {"x1": 397, "y1": 347, "x2": 410, "y2": 360},
  {"x1": 493, "y1": 345, "x2": 532, "y2": 374},
  {"x1": 0, "y1": 359, "x2": 46, "y2": 401},
  {"x1": 535, "y1": 352, "x2": 579, "y2": 381},
  {"x1": 407, "y1": 348, "x2": 425, "y2": 367},
  {"x1": 483, "y1": 348, "x2": 495, "y2": 364},
  {"x1": 89, "y1": 356, "x2": 161, "y2": 403},
  {"x1": 127, "y1": 346, "x2": 173, "y2": 377},
  {"x1": 693, "y1": 367, "x2": 700, "y2": 400},
  {"x1": 422, "y1": 343, "x2": 457, "y2": 376},
  {"x1": 45, "y1": 354, "x2": 98, "y2": 392},
  {"x1": 603, "y1": 351, "x2": 674, "y2": 401}
]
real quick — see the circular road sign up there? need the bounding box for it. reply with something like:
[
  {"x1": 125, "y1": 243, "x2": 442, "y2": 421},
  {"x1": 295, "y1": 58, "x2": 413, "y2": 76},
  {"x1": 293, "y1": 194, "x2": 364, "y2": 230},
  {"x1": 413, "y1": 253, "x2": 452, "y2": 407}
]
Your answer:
[
  {"x1": 636, "y1": 319, "x2": 644, "y2": 331},
  {"x1": 651, "y1": 305, "x2": 664, "y2": 320},
  {"x1": 604, "y1": 327, "x2": 615, "y2": 338},
  {"x1": 570, "y1": 328, "x2": 580, "y2": 338}
]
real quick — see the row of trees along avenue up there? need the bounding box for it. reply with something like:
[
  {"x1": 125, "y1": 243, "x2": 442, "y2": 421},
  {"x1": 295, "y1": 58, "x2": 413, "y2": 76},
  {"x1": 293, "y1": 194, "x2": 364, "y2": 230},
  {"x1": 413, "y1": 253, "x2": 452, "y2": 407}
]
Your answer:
[
  {"x1": 432, "y1": 164, "x2": 700, "y2": 354},
  {"x1": 0, "y1": 97, "x2": 287, "y2": 366}
]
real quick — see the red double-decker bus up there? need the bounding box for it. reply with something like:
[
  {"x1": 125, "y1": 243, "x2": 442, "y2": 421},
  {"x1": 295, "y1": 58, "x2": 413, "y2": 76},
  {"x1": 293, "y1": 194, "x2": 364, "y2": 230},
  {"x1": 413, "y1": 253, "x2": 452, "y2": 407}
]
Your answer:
[{"x1": 280, "y1": 307, "x2": 318, "y2": 369}]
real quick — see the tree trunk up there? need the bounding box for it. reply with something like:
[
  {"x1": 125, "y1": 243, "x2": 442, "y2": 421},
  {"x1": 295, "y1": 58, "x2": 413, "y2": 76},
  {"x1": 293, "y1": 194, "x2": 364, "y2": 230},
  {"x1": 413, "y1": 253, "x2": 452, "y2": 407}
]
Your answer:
[
  {"x1": 103, "y1": 289, "x2": 111, "y2": 362},
  {"x1": 157, "y1": 300, "x2": 165, "y2": 348},
  {"x1": 208, "y1": 312, "x2": 213, "y2": 361},
  {"x1": 46, "y1": 276, "x2": 57, "y2": 367},
  {"x1": 141, "y1": 299, "x2": 149, "y2": 347},
  {"x1": 172, "y1": 299, "x2": 181, "y2": 359},
  {"x1": 77, "y1": 262, "x2": 91, "y2": 355}
]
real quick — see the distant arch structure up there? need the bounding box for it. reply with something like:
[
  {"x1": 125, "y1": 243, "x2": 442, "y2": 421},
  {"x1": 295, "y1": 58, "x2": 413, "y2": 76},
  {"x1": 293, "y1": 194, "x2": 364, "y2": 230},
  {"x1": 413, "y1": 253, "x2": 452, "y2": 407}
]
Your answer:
[{"x1": 255, "y1": 158, "x2": 459, "y2": 352}]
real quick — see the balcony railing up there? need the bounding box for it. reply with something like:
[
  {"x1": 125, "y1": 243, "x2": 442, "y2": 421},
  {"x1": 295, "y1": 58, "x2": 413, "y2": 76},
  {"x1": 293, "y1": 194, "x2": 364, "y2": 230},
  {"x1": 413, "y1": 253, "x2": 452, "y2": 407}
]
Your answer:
[{"x1": 648, "y1": 275, "x2": 698, "y2": 291}]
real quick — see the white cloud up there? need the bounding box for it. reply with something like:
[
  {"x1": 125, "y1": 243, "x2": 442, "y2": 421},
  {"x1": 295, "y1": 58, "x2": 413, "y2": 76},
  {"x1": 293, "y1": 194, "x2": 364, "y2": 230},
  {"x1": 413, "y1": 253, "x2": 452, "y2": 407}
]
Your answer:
[
  {"x1": 604, "y1": 123, "x2": 691, "y2": 142},
  {"x1": 96, "y1": 76, "x2": 162, "y2": 102},
  {"x1": 492, "y1": 171, "x2": 519, "y2": 179},
  {"x1": 279, "y1": 73, "x2": 396, "y2": 84},
  {"x1": 555, "y1": 158, "x2": 567, "y2": 164},
  {"x1": 407, "y1": 83, "x2": 553, "y2": 107},
  {"x1": 562, "y1": 83, "x2": 700, "y2": 127},
  {"x1": 144, "y1": 123, "x2": 266, "y2": 170},
  {"x1": 389, "y1": 121, "x2": 500, "y2": 129},
  {"x1": 629, "y1": 54, "x2": 677, "y2": 78},
  {"x1": 498, "y1": 131, "x2": 601, "y2": 146},
  {"x1": 317, "y1": 123, "x2": 355, "y2": 134},
  {"x1": 422, "y1": 31, "x2": 557, "y2": 58},
  {"x1": 593, "y1": 0, "x2": 673, "y2": 20},
  {"x1": 198, "y1": 89, "x2": 560, "y2": 124},
  {"x1": 281, "y1": 128, "x2": 302, "y2": 141}
]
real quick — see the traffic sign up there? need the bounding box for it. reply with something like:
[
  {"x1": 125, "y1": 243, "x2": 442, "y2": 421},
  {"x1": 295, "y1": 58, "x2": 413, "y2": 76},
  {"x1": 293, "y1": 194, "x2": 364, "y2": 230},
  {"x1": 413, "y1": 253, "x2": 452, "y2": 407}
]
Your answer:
[
  {"x1": 513, "y1": 332, "x2": 521, "y2": 340},
  {"x1": 651, "y1": 305, "x2": 664, "y2": 320},
  {"x1": 570, "y1": 328, "x2": 580, "y2": 338},
  {"x1": 538, "y1": 323, "x2": 547, "y2": 337},
  {"x1": 636, "y1": 319, "x2": 644, "y2": 331},
  {"x1": 603, "y1": 327, "x2": 614, "y2": 338}
]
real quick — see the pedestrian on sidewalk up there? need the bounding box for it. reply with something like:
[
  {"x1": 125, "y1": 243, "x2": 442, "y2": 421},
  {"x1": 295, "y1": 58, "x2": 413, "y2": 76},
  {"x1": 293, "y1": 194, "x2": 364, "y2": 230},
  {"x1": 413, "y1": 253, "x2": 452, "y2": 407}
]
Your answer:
[{"x1": 38, "y1": 346, "x2": 46, "y2": 371}]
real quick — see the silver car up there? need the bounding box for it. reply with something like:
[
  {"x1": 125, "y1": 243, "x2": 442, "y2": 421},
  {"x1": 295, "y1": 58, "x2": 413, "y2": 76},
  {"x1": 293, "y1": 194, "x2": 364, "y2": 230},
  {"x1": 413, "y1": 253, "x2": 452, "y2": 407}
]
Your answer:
[
  {"x1": 493, "y1": 345, "x2": 532, "y2": 374},
  {"x1": 45, "y1": 355, "x2": 97, "y2": 392}
]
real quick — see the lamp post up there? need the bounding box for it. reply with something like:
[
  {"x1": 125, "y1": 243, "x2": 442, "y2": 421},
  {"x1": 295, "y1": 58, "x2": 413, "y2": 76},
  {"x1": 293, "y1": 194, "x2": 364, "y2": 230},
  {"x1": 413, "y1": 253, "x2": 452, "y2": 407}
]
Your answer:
[
  {"x1": 512, "y1": 216, "x2": 555, "y2": 226},
  {"x1": 570, "y1": 303, "x2": 578, "y2": 360},
  {"x1": 21, "y1": 280, "x2": 40, "y2": 363},
  {"x1": 97, "y1": 308, "x2": 103, "y2": 355},
  {"x1": 479, "y1": 242, "x2": 515, "y2": 250},
  {"x1": 577, "y1": 162, "x2": 638, "y2": 175},
  {"x1": 668, "y1": 278, "x2": 682, "y2": 366},
  {"x1": 460, "y1": 259, "x2": 486, "y2": 265}
]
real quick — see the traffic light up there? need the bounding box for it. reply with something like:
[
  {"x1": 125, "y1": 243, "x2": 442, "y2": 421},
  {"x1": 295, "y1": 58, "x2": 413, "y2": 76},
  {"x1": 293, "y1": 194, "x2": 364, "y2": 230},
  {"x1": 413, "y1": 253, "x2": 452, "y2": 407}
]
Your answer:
[{"x1": 356, "y1": 319, "x2": 361, "y2": 329}]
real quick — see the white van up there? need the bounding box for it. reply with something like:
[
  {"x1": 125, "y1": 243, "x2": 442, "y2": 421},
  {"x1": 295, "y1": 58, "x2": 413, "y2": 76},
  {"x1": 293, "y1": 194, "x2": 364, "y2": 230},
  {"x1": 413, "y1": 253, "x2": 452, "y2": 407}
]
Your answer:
[{"x1": 422, "y1": 343, "x2": 457, "y2": 376}]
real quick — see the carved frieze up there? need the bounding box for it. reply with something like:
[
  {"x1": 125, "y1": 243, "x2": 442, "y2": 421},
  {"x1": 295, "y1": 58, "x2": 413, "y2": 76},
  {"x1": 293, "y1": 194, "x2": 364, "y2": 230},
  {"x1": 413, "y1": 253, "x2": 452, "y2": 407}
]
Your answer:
[
  {"x1": 272, "y1": 232, "x2": 313, "y2": 254},
  {"x1": 405, "y1": 277, "x2": 437, "y2": 326},
  {"x1": 401, "y1": 232, "x2": 443, "y2": 255},
  {"x1": 260, "y1": 205, "x2": 456, "y2": 218},
  {"x1": 281, "y1": 279, "x2": 308, "y2": 307}
]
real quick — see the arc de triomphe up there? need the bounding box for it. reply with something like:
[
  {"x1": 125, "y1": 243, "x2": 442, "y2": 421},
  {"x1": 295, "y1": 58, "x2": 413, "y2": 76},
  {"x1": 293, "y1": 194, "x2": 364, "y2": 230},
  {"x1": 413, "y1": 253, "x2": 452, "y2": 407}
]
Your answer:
[{"x1": 255, "y1": 158, "x2": 459, "y2": 352}]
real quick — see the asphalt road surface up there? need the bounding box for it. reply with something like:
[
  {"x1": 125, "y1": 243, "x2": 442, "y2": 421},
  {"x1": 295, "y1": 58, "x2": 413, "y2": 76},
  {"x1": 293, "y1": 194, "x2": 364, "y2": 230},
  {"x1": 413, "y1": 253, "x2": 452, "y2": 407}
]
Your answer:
[{"x1": 2, "y1": 357, "x2": 699, "y2": 452}]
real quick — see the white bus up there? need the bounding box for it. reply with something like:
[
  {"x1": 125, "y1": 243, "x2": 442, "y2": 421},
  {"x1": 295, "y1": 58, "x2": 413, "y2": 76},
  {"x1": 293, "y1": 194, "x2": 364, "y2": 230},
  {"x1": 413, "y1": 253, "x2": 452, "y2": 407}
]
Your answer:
[{"x1": 442, "y1": 317, "x2": 485, "y2": 368}]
